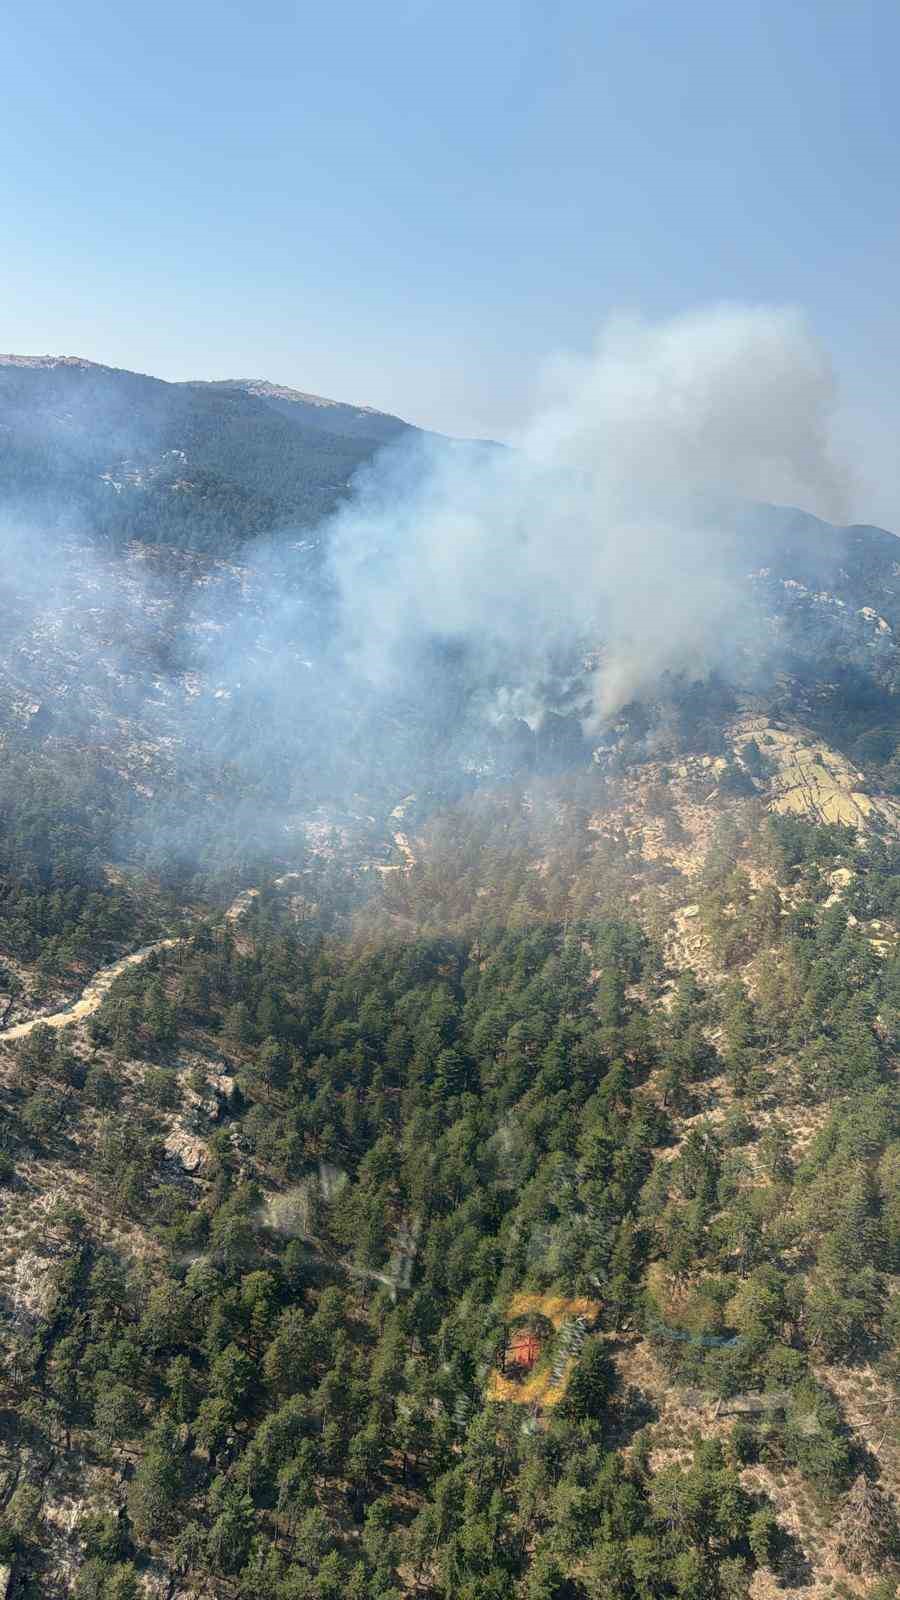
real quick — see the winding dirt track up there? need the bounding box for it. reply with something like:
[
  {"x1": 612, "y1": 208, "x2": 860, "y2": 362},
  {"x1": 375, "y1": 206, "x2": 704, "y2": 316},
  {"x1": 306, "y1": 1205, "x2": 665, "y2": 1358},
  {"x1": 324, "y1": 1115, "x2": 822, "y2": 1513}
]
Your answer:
[
  {"x1": 0, "y1": 852, "x2": 396, "y2": 1047},
  {"x1": 0, "y1": 938, "x2": 180, "y2": 1043},
  {"x1": 0, "y1": 879, "x2": 270, "y2": 1045}
]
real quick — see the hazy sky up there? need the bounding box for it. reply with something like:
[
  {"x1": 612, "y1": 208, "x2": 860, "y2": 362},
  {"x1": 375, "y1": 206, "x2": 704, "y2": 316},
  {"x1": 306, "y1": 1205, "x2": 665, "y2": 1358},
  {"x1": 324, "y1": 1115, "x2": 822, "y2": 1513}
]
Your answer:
[{"x1": 4, "y1": 0, "x2": 900, "y2": 524}]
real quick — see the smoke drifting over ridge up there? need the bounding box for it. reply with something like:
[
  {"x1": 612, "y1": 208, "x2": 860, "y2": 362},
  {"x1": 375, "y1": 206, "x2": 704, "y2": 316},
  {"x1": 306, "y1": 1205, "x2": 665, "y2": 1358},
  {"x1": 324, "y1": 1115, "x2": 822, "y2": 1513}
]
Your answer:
[
  {"x1": 330, "y1": 305, "x2": 847, "y2": 727},
  {"x1": 0, "y1": 304, "x2": 870, "y2": 881}
]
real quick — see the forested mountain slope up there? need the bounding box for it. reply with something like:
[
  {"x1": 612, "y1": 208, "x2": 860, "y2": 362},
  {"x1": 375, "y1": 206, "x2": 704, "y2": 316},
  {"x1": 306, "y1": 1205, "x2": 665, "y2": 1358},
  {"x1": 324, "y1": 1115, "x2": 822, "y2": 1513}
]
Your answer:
[
  {"x1": 5, "y1": 357, "x2": 900, "y2": 1598},
  {"x1": 3, "y1": 702, "x2": 900, "y2": 1598},
  {"x1": 0, "y1": 355, "x2": 420, "y2": 554}
]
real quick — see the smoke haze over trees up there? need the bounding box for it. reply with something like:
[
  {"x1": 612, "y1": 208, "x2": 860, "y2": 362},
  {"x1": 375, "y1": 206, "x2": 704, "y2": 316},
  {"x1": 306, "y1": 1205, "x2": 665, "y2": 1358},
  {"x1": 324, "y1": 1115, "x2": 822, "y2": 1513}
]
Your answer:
[
  {"x1": 0, "y1": 305, "x2": 877, "y2": 880},
  {"x1": 6, "y1": 309, "x2": 900, "y2": 1596},
  {"x1": 332, "y1": 304, "x2": 850, "y2": 727}
]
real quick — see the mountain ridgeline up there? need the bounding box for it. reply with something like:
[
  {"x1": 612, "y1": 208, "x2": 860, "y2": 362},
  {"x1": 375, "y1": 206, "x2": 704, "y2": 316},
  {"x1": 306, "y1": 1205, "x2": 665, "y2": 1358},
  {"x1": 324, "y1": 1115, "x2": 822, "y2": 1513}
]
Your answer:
[
  {"x1": 4, "y1": 353, "x2": 900, "y2": 874},
  {"x1": 5, "y1": 356, "x2": 900, "y2": 1598},
  {"x1": 0, "y1": 355, "x2": 418, "y2": 554}
]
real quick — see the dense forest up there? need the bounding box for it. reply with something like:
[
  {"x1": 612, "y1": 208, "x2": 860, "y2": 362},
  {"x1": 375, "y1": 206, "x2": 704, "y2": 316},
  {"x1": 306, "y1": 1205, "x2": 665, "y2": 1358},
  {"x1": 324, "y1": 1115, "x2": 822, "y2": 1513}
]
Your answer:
[
  {"x1": 3, "y1": 769, "x2": 900, "y2": 1597},
  {"x1": 0, "y1": 360, "x2": 408, "y2": 555},
  {"x1": 6, "y1": 361, "x2": 900, "y2": 1596}
]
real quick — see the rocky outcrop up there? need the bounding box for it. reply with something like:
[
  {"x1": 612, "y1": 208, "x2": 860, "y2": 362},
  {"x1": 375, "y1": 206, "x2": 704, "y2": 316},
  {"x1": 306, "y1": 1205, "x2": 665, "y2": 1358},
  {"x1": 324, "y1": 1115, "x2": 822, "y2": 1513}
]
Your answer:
[{"x1": 730, "y1": 716, "x2": 900, "y2": 832}]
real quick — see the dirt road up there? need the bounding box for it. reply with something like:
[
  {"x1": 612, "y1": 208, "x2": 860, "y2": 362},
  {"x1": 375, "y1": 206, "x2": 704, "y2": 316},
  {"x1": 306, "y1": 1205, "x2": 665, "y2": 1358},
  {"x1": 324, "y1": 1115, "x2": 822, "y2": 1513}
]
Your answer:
[
  {"x1": 0, "y1": 878, "x2": 312, "y2": 1046},
  {"x1": 0, "y1": 938, "x2": 180, "y2": 1043}
]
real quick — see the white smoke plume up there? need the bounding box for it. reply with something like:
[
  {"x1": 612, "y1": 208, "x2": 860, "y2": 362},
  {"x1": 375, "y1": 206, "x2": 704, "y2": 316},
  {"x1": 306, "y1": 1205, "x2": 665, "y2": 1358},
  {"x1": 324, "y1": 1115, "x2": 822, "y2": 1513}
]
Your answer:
[{"x1": 331, "y1": 305, "x2": 846, "y2": 728}]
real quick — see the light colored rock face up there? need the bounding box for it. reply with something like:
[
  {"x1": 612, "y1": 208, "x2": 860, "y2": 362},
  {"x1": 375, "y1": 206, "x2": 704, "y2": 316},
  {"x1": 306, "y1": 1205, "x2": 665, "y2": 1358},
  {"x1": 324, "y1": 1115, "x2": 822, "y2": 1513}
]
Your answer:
[
  {"x1": 163, "y1": 1127, "x2": 208, "y2": 1173},
  {"x1": 730, "y1": 715, "x2": 900, "y2": 832}
]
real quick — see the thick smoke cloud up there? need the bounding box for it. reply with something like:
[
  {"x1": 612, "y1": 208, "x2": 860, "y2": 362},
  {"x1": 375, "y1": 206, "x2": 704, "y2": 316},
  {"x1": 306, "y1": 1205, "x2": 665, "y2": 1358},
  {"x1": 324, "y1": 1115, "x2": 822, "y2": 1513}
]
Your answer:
[
  {"x1": 0, "y1": 305, "x2": 857, "y2": 882},
  {"x1": 330, "y1": 305, "x2": 846, "y2": 727}
]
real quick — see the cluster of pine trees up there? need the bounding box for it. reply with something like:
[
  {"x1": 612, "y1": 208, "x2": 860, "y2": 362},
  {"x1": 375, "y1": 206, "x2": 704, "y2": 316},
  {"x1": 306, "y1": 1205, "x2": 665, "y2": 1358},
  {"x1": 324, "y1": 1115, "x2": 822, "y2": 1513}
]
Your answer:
[{"x1": 0, "y1": 803, "x2": 899, "y2": 1594}]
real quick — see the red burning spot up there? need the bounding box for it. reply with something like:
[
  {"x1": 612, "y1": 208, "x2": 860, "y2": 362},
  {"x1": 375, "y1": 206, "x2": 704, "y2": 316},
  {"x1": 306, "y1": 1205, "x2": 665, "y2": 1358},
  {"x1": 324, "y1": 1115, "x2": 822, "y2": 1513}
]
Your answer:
[{"x1": 504, "y1": 1329, "x2": 541, "y2": 1373}]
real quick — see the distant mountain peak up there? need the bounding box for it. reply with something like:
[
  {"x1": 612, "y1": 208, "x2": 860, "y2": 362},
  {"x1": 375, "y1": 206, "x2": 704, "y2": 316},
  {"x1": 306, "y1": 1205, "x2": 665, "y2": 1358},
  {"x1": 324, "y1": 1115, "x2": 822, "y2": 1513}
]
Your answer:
[
  {"x1": 190, "y1": 376, "x2": 413, "y2": 443},
  {"x1": 209, "y1": 377, "x2": 395, "y2": 420},
  {"x1": 0, "y1": 353, "x2": 105, "y2": 370},
  {"x1": 0, "y1": 351, "x2": 421, "y2": 554},
  {"x1": 0, "y1": 358, "x2": 411, "y2": 434}
]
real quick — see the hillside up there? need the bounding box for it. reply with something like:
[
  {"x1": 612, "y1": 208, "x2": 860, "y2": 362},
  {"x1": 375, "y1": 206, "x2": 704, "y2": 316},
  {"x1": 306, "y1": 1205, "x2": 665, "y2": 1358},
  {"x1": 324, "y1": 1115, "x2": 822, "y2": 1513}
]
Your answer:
[
  {"x1": 5, "y1": 356, "x2": 900, "y2": 1598},
  {"x1": 0, "y1": 355, "x2": 422, "y2": 555},
  {"x1": 4, "y1": 713, "x2": 900, "y2": 1599}
]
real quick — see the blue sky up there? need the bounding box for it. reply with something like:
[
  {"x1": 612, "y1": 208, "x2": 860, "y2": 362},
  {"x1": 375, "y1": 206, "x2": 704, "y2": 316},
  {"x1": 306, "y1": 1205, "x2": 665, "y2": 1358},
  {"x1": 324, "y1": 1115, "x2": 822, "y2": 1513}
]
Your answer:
[{"x1": 4, "y1": 0, "x2": 900, "y2": 520}]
